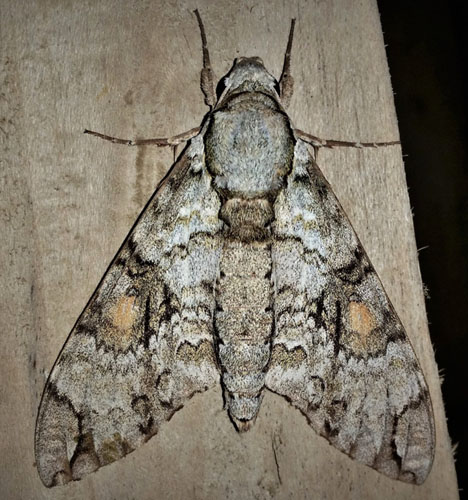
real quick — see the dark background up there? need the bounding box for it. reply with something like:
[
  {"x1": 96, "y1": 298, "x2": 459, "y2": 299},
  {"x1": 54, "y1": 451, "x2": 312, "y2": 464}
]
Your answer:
[{"x1": 378, "y1": 0, "x2": 467, "y2": 495}]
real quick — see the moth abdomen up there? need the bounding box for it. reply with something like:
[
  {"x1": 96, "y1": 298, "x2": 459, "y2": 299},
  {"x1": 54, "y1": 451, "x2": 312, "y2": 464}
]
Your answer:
[{"x1": 215, "y1": 221, "x2": 274, "y2": 427}]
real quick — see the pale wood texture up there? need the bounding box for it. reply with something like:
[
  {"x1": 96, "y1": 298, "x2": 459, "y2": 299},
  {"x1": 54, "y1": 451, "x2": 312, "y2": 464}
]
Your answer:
[{"x1": 0, "y1": 0, "x2": 458, "y2": 498}]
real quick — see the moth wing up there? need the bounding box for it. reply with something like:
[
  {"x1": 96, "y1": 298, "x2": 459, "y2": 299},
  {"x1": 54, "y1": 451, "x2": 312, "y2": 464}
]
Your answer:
[
  {"x1": 35, "y1": 136, "x2": 222, "y2": 487},
  {"x1": 266, "y1": 139, "x2": 435, "y2": 484}
]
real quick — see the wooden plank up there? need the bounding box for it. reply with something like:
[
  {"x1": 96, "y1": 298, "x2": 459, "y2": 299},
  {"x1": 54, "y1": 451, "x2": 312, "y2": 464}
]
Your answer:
[{"x1": 0, "y1": 0, "x2": 458, "y2": 498}]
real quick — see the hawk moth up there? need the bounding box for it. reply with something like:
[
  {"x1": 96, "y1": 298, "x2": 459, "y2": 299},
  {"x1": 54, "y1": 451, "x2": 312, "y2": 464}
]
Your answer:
[{"x1": 35, "y1": 10, "x2": 435, "y2": 488}]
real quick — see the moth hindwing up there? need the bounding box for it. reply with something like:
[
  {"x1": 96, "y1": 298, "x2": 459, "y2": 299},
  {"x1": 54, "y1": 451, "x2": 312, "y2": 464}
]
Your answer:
[{"x1": 35, "y1": 11, "x2": 435, "y2": 488}]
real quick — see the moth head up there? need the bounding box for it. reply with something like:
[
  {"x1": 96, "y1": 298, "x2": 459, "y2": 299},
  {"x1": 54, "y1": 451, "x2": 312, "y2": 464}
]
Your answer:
[{"x1": 217, "y1": 57, "x2": 280, "y2": 105}]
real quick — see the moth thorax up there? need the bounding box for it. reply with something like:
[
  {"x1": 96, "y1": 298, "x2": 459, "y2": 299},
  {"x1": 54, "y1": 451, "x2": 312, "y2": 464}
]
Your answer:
[{"x1": 220, "y1": 197, "x2": 273, "y2": 241}]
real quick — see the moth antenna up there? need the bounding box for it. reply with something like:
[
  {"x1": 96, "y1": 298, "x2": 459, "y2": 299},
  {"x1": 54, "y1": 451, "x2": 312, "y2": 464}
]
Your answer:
[
  {"x1": 194, "y1": 9, "x2": 216, "y2": 109},
  {"x1": 279, "y1": 18, "x2": 296, "y2": 106}
]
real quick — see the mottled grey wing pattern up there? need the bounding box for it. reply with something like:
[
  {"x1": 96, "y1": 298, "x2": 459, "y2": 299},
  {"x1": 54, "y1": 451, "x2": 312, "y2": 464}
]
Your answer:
[
  {"x1": 266, "y1": 139, "x2": 435, "y2": 484},
  {"x1": 35, "y1": 135, "x2": 222, "y2": 487}
]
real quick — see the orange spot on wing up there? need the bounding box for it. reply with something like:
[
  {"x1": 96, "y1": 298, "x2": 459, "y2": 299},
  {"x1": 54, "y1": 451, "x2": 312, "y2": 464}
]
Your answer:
[
  {"x1": 112, "y1": 296, "x2": 137, "y2": 330},
  {"x1": 100, "y1": 295, "x2": 140, "y2": 351},
  {"x1": 348, "y1": 301, "x2": 376, "y2": 342},
  {"x1": 345, "y1": 301, "x2": 386, "y2": 357}
]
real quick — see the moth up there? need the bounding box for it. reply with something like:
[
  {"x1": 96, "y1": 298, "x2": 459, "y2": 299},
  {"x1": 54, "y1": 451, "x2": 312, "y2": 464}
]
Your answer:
[{"x1": 35, "y1": 10, "x2": 435, "y2": 488}]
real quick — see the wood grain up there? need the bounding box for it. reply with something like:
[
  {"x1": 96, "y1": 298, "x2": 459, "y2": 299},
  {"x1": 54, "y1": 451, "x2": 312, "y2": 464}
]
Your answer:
[{"x1": 0, "y1": 0, "x2": 458, "y2": 498}]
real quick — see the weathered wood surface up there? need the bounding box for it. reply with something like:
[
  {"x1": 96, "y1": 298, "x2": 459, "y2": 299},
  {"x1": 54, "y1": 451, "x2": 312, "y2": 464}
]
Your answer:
[{"x1": 0, "y1": 0, "x2": 458, "y2": 498}]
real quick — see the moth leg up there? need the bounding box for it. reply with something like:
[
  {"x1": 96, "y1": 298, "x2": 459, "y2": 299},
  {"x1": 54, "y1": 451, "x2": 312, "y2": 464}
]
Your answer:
[
  {"x1": 279, "y1": 19, "x2": 296, "y2": 107},
  {"x1": 84, "y1": 126, "x2": 200, "y2": 147},
  {"x1": 194, "y1": 9, "x2": 216, "y2": 109},
  {"x1": 294, "y1": 128, "x2": 400, "y2": 149}
]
